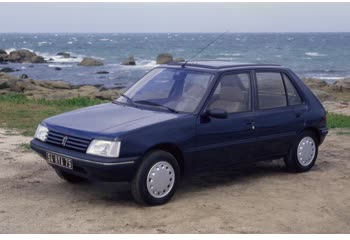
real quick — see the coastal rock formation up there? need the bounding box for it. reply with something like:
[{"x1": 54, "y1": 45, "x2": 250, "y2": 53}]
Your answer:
[
  {"x1": 173, "y1": 58, "x2": 185, "y2": 63},
  {"x1": 0, "y1": 49, "x2": 46, "y2": 64},
  {"x1": 0, "y1": 49, "x2": 6, "y2": 55},
  {"x1": 310, "y1": 89, "x2": 335, "y2": 102},
  {"x1": 78, "y1": 57, "x2": 104, "y2": 66},
  {"x1": 304, "y1": 78, "x2": 327, "y2": 88},
  {"x1": 0, "y1": 73, "x2": 120, "y2": 100},
  {"x1": 335, "y1": 79, "x2": 350, "y2": 92},
  {"x1": 56, "y1": 52, "x2": 71, "y2": 58},
  {"x1": 121, "y1": 57, "x2": 136, "y2": 66},
  {"x1": 156, "y1": 53, "x2": 173, "y2": 64},
  {"x1": 0, "y1": 67, "x2": 17, "y2": 73},
  {"x1": 30, "y1": 56, "x2": 45, "y2": 64},
  {"x1": 96, "y1": 71, "x2": 109, "y2": 74}
]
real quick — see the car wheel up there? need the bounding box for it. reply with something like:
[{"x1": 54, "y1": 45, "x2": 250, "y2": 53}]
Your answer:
[
  {"x1": 131, "y1": 150, "x2": 180, "y2": 206},
  {"x1": 55, "y1": 169, "x2": 87, "y2": 183},
  {"x1": 284, "y1": 131, "x2": 318, "y2": 172}
]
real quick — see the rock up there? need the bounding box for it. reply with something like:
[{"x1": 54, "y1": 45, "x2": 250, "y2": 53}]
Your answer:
[
  {"x1": 95, "y1": 90, "x2": 120, "y2": 100},
  {"x1": 36, "y1": 80, "x2": 71, "y2": 90},
  {"x1": 323, "y1": 101, "x2": 350, "y2": 116},
  {"x1": 311, "y1": 89, "x2": 335, "y2": 102},
  {"x1": 78, "y1": 57, "x2": 104, "y2": 66},
  {"x1": 156, "y1": 53, "x2": 173, "y2": 64},
  {"x1": 96, "y1": 71, "x2": 109, "y2": 74},
  {"x1": 0, "y1": 67, "x2": 16, "y2": 73},
  {"x1": 335, "y1": 79, "x2": 350, "y2": 92},
  {"x1": 56, "y1": 52, "x2": 70, "y2": 58},
  {"x1": 8, "y1": 49, "x2": 37, "y2": 63},
  {"x1": 0, "y1": 49, "x2": 7, "y2": 55},
  {"x1": 121, "y1": 57, "x2": 136, "y2": 66},
  {"x1": 304, "y1": 78, "x2": 327, "y2": 88},
  {"x1": 0, "y1": 79, "x2": 9, "y2": 89},
  {"x1": 173, "y1": 58, "x2": 185, "y2": 63},
  {"x1": 78, "y1": 86, "x2": 99, "y2": 97},
  {"x1": 54, "y1": 67, "x2": 62, "y2": 71},
  {"x1": 20, "y1": 74, "x2": 28, "y2": 79},
  {"x1": 31, "y1": 56, "x2": 45, "y2": 63}
]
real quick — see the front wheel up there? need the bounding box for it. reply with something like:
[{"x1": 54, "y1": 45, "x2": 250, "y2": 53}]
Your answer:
[
  {"x1": 131, "y1": 150, "x2": 180, "y2": 206},
  {"x1": 284, "y1": 131, "x2": 318, "y2": 172}
]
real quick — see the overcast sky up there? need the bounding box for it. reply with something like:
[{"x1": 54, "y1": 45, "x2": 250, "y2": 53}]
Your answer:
[{"x1": 0, "y1": 3, "x2": 349, "y2": 33}]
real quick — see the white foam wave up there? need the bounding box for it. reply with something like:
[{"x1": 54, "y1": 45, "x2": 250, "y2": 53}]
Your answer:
[
  {"x1": 99, "y1": 39, "x2": 109, "y2": 41},
  {"x1": 48, "y1": 64, "x2": 73, "y2": 68},
  {"x1": 5, "y1": 48, "x2": 16, "y2": 54},
  {"x1": 305, "y1": 52, "x2": 326, "y2": 57},
  {"x1": 39, "y1": 52, "x2": 83, "y2": 63},
  {"x1": 220, "y1": 53, "x2": 242, "y2": 57}
]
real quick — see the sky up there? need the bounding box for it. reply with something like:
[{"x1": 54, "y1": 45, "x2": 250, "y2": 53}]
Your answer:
[{"x1": 0, "y1": 2, "x2": 350, "y2": 33}]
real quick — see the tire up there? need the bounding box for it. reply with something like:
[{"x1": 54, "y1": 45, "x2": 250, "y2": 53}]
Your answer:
[
  {"x1": 55, "y1": 169, "x2": 87, "y2": 183},
  {"x1": 284, "y1": 131, "x2": 318, "y2": 172},
  {"x1": 131, "y1": 150, "x2": 180, "y2": 206}
]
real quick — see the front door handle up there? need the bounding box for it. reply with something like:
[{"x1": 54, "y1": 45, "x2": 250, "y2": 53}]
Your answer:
[{"x1": 245, "y1": 120, "x2": 255, "y2": 130}]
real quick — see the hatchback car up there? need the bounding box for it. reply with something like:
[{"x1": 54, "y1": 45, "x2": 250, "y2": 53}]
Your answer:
[{"x1": 31, "y1": 61, "x2": 328, "y2": 205}]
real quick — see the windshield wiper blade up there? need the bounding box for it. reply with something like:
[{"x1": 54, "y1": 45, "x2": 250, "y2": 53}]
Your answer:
[
  {"x1": 135, "y1": 100, "x2": 178, "y2": 113},
  {"x1": 115, "y1": 94, "x2": 138, "y2": 108}
]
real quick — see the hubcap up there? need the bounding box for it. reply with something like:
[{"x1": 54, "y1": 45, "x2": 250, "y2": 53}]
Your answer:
[
  {"x1": 146, "y1": 161, "x2": 175, "y2": 198},
  {"x1": 297, "y1": 136, "x2": 316, "y2": 166}
]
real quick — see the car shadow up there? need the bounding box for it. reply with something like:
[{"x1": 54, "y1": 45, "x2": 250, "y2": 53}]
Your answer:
[
  {"x1": 56, "y1": 159, "x2": 288, "y2": 205},
  {"x1": 177, "y1": 159, "x2": 287, "y2": 195}
]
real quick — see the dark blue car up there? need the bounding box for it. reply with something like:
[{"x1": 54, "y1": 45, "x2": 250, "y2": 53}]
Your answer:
[{"x1": 31, "y1": 61, "x2": 328, "y2": 205}]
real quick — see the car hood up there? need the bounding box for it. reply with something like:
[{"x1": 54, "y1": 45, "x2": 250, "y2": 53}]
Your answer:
[{"x1": 43, "y1": 103, "x2": 184, "y2": 138}]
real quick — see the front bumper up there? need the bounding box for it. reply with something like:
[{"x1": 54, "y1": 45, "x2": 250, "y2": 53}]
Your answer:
[{"x1": 30, "y1": 139, "x2": 139, "y2": 182}]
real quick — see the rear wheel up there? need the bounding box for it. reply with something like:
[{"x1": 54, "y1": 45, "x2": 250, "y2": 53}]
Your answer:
[
  {"x1": 131, "y1": 150, "x2": 180, "y2": 206},
  {"x1": 284, "y1": 131, "x2": 318, "y2": 172},
  {"x1": 55, "y1": 169, "x2": 87, "y2": 183}
]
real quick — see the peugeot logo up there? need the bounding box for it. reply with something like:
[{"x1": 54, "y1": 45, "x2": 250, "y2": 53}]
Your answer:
[{"x1": 62, "y1": 136, "x2": 68, "y2": 146}]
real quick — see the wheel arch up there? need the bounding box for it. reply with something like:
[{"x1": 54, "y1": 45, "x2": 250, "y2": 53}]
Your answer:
[
  {"x1": 302, "y1": 127, "x2": 321, "y2": 145},
  {"x1": 143, "y1": 143, "x2": 185, "y2": 176}
]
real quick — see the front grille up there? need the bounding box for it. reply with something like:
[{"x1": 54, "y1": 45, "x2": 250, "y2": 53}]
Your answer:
[{"x1": 46, "y1": 130, "x2": 91, "y2": 152}]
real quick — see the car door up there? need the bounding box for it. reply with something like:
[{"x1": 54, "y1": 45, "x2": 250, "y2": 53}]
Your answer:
[
  {"x1": 252, "y1": 70, "x2": 306, "y2": 160},
  {"x1": 191, "y1": 71, "x2": 256, "y2": 171}
]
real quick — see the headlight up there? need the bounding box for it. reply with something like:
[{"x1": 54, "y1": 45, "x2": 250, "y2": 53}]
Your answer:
[
  {"x1": 86, "y1": 140, "x2": 121, "y2": 158},
  {"x1": 34, "y1": 124, "x2": 48, "y2": 142}
]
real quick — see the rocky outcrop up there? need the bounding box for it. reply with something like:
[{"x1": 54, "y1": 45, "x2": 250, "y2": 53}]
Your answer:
[
  {"x1": 0, "y1": 49, "x2": 6, "y2": 55},
  {"x1": 30, "y1": 56, "x2": 45, "y2": 63},
  {"x1": 0, "y1": 67, "x2": 17, "y2": 73},
  {"x1": 0, "y1": 49, "x2": 46, "y2": 64},
  {"x1": 173, "y1": 58, "x2": 185, "y2": 63},
  {"x1": 121, "y1": 57, "x2": 136, "y2": 66},
  {"x1": 304, "y1": 78, "x2": 328, "y2": 88},
  {"x1": 335, "y1": 79, "x2": 350, "y2": 92},
  {"x1": 0, "y1": 73, "x2": 120, "y2": 100},
  {"x1": 310, "y1": 89, "x2": 335, "y2": 102},
  {"x1": 96, "y1": 71, "x2": 109, "y2": 74},
  {"x1": 156, "y1": 53, "x2": 173, "y2": 64},
  {"x1": 56, "y1": 52, "x2": 70, "y2": 58},
  {"x1": 78, "y1": 57, "x2": 104, "y2": 66}
]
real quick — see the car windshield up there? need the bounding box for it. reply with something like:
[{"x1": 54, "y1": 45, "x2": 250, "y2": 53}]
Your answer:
[{"x1": 116, "y1": 68, "x2": 215, "y2": 113}]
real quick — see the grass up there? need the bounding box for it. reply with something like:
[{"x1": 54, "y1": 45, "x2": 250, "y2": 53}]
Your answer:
[
  {"x1": 0, "y1": 93, "x2": 105, "y2": 136},
  {"x1": 0, "y1": 93, "x2": 349, "y2": 136},
  {"x1": 327, "y1": 113, "x2": 350, "y2": 129}
]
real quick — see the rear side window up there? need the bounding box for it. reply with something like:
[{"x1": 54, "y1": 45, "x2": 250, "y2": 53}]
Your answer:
[
  {"x1": 283, "y1": 74, "x2": 302, "y2": 105},
  {"x1": 256, "y1": 72, "x2": 287, "y2": 109}
]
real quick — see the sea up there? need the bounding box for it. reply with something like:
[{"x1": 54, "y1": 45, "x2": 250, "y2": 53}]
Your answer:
[{"x1": 1, "y1": 32, "x2": 350, "y2": 88}]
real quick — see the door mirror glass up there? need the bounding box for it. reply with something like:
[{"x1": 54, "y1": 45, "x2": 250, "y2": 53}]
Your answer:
[{"x1": 206, "y1": 109, "x2": 228, "y2": 119}]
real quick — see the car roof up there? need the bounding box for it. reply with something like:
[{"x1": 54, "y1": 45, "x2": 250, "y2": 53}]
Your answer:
[{"x1": 166, "y1": 60, "x2": 286, "y2": 72}]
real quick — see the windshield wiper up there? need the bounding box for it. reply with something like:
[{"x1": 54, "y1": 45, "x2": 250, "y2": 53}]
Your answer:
[
  {"x1": 135, "y1": 100, "x2": 179, "y2": 113},
  {"x1": 114, "y1": 94, "x2": 138, "y2": 108}
]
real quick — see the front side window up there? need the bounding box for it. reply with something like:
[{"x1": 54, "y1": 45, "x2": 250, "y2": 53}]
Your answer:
[
  {"x1": 207, "y1": 73, "x2": 251, "y2": 113},
  {"x1": 117, "y1": 68, "x2": 214, "y2": 113},
  {"x1": 256, "y1": 72, "x2": 287, "y2": 109}
]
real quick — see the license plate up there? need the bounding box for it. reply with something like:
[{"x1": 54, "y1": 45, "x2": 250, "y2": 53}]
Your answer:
[{"x1": 46, "y1": 152, "x2": 73, "y2": 169}]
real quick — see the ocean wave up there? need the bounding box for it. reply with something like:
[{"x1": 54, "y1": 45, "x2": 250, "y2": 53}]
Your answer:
[
  {"x1": 305, "y1": 52, "x2": 326, "y2": 57},
  {"x1": 5, "y1": 48, "x2": 16, "y2": 54},
  {"x1": 39, "y1": 52, "x2": 83, "y2": 63},
  {"x1": 219, "y1": 53, "x2": 242, "y2": 57},
  {"x1": 48, "y1": 64, "x2": 73, "y2": 68}
]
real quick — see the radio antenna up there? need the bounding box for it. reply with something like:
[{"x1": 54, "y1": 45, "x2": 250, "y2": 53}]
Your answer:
[{"x1": 182, "y1": 31, "x2": 227, "y2": 67}]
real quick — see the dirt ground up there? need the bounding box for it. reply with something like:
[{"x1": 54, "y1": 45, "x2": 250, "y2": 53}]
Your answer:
[{"x1": 0, "y1": 128, "x2": 349, "y2": 233}]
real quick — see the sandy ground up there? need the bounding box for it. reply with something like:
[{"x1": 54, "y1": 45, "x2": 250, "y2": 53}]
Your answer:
[{"x1": 0, "y1": 128, "x2": 349, "y2": 234}]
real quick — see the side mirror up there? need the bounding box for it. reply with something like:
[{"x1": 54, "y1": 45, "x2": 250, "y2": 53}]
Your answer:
[{"x1": 205, "y1": 109, "x2": 228, "y2": 119}]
